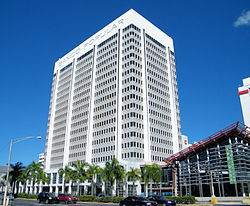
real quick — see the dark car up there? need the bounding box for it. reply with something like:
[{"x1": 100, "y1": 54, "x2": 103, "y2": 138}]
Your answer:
[
  {"x1": 37, "y1": 192, "x2": 59, "y2": 204},
  {"x1": 120, "y1": 196, "x2": 157, "y2": 206},
  {"x1": 58, "y1": 193, "x2": 77, "y2": 204},
  {"x1": 148, "y1": 195, "x2": 176, "y2": 206}
]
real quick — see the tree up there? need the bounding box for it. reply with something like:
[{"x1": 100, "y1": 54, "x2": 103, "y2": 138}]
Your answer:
[
  {"x1": 17, "y1": 168, "x2": 30, "y2": 193},
  {"x1": 141, "y1": 165, "x2": 151, "y2": 196},
  {"x1": 141, "y1": 164, "x2": 162, "y2": 196},
  {"x1": 9, "y1": 162, "x2": 25, "y2": 194},
  {"x1": 36, "y1": 169, "x2": 49, "y2": 192},
  {"x1": 127, "y1": 167, "x2": 141, "y2": 195},
  {"x1": 102, "y1": 158, "x2": 125, "y2": 197},
  {"x1": 86, "y1": 164, "x2": 100, "y2": 196},
  {"x1": 27, "y1": 161, "x2": 43, "y2": 194},
  {"x1": 150, "y1": 163, "x2": 162, "y2": 195},
  {"x1": 71, "y1": 160, "x2": 88, "y2": 199},
  {"x1": 0, "y1": 180, "x2": 5, "y2": 193},
  {"x1": 58, "y1": 165, "x2": 74, "y2": 193},
  {"x1": 99, "y1": 167, "x2": 108, "y2": 196}
]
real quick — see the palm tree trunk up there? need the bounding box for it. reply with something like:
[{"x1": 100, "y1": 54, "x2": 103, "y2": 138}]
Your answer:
[
  {"x1": 104, "y1": 181, "x2": 106, "y2": 196},
  {"x1": 23, "y1": 183, "x2": 26, "y2": 193},
  {"x1": 132, "y1": 181, "x2": 135, "y2": 195},
  {"x1": 150, "y1": 181, "x2": 153, "y2": 195},
  {"x1": 16, "y1": 181, "x2": 20, "y2": 194},
  {"x1": 91, "y1": 179, "x2": 94, "y2": 196},
  {"x1": 145, "y1": 183, "x2": 148, "y2": 197},
  {"x1": 32, "y1": 180, "x2": 35, "y2": 194},
  {"x1": 111, "y1": 184, "x2": 114, "y2": 197},
  {"x1": 77, "y1": 180, "x2": 80, "y2": 199}
]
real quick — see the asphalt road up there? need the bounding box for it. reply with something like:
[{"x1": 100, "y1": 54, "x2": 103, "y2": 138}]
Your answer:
[
  {"x1": 8, "y1": 199, "x2": 249, "y2": 206},
  {"x1": 9, "y1": 199, "x2": 118, "y2": 206}
]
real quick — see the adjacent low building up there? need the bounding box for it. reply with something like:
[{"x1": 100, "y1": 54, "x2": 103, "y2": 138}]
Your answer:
[{"x1": 163, "y1": 121, "x2": 250, "y2": 197}]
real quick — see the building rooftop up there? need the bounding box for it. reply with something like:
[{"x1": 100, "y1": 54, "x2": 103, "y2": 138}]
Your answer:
[{"x1": 164, "y1": 121, "x2": 249, "y2": 164}]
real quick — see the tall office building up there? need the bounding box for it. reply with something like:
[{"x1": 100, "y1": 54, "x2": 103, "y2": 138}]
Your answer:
[
  {"x1": 44, "y1": 9, "x2": 182, "y2": 191},
  {"x1": 238, "y1": 77, "x2": 250, "y2": 127}
]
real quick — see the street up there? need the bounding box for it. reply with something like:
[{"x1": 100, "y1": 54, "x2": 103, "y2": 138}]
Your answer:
[
  {"x1": 9, "y1": 199, "x2": 118, "y2": 206},
  {"x1": 7, "y1": 199, "x2": 250, "y2": 206}
]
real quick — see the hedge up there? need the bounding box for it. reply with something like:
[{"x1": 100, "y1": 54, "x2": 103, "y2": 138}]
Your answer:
[
  {"x1": 164, "y1": 196, "x2": 196, "y2": 204},
  {"x1": 112, "y1": 197, "x2": 125, "y2": 203},
  {"x1": 17, "y1": 193, "x2": 38, "y2": 199},
  {"x1": 96, "y1": 196, "x2": 125, "y2": 203},
  {"x1": 78, "y1": 195, "x2": 96, "y2": 202}
]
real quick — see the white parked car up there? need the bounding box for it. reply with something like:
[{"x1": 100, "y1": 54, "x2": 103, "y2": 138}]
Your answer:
[{"x1": 0, "y1": 193, "x2": 14, "y2": 201}]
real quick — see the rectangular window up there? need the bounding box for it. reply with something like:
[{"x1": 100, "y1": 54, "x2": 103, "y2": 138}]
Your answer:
[{"x1": 53, "y1": 173, "x2": 57, "y2": 184}]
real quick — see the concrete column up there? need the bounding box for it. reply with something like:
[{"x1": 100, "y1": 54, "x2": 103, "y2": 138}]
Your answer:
[
  {"x1": 136, "y1": 181, "x2": 141, "y2": 195},
  {"x1": 84, "y1": 185, "x2": 88, "y2": 195},
  {"x1": 62, "y1": 177, "x2": 65, "y2": 193},
  {"x1": 55, "y1": 186, "x2": 59, "y2": 196},
  {"x1": 39, "y1": 185, "x2": 42, "y2": 193},
  {"x1": 49, "y1": 186, "x2": 53, "y2": 193},
  {"x1": 242, "y1": 183, "x2": 245, "y2": 197},
  {"x1": 68, "y1": 181, "x2": 72, "y2": 194},
  {"x1": 102, "y1": 182, "x2": 105, "y2": 194}
]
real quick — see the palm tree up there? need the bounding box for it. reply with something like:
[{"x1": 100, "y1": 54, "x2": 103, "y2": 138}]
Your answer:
[
  {"x1": 71, "y1": 160, "x2": 88, "y2": 199},
  {"x1": 36, "y1": 169, "x2": 49, "y2": 192},
  {"x1": 142, "y1": 164, "x2": 162, "y2": 196},
  {"x1": 99, "y1": 167, "x2": 108, "y2": 196},
  {"x1": 141, "y1": 165, "x2": 151, "y2": 196},
  {"x1": 102, "y1": 158, "x2": 125, "y2": 197},
  {"x1": 9, "y1": 162, "x2": 25, "y2": 194},
  {"x1": 0, "y1": 180, "x2": 5, "y2": 193},
  {"x1": 58, "y1": 165, "x2": 74, "y2": 193},
  {"x1": 17, "y1": 168, "x2": 30, "y2": 193},
  {"x1": 127, "y1": 167, "x2": 141, "y2": 195},
  {"x1": 27, "y1": 161, "x2": 43, "y2": 194},
  {"x1": 150, "y1": 164, "x2": 162, "y2": 195},
  {"x1": 86, "y1": 164, "x2": 100, "y2": 196}
]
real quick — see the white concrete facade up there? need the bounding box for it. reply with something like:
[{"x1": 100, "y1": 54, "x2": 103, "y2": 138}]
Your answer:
[
  {"x1": 44, "y1": 9, "x2": 182, "y2": 195},
  {"x1": 38, "y1": 153, "x2": 45, "y2": 166},
  {"x1": 238, "y1": 77, "x2": 250, "y2": 127}
]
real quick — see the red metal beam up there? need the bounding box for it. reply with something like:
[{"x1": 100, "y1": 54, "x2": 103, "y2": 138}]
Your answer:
[{"x1": 164, "y1": 121, "x2": 248, "y2": 164}]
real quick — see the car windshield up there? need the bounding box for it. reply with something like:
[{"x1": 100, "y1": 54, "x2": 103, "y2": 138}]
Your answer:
[
  {"x1": 138, "y1": 197, "x2": 148, "y2": 201},
  {"x1": 48, "y1": 193, "x2": 55, "y2": 197},
  {"x1": 158, "y1": 196, "x2": 167, "y2": 200},
  {"x1": 65, "y1": 194, "x2": 71, "y2": 197}
]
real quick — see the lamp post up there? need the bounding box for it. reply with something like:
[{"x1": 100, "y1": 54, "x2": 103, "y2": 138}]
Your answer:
[{"x1": 3, "y1": 136, "x2": 41, "y2": 206}]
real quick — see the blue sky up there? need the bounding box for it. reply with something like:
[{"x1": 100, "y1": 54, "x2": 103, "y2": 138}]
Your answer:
[{"x1": 0, "y1": 0, "x2": 249, "y2": 167}]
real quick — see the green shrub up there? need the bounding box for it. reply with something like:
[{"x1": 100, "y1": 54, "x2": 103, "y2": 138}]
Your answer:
[
  {"x1": 164, "y1": 196, "x2": 196, "y2": 204},
  {"x1": 17, "y1": 193, "x2": 27, "y2": 198},
  {"x1": 27, "y1": 194, "x2": 38, "y2": 199},
  {"x1": 95, "y1": 197, "x2": 103, "y2": 202},
  {"x1": 112, "y1": 196, "x2": 125, "y2": 203},
  {"x1": 101, "y1": 196, "x2": 111, "y2": 203},
  {"x1": 17, "y1": 193, "x2": 37, "y2": 199},
  {"x1": 78, "y1": 195, "x2": 96, "y2": 202}
]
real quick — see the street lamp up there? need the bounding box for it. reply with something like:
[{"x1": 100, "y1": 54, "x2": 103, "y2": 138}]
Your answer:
[{"x1": 3, "y1": 136, "x2": 41, "y2": 206}]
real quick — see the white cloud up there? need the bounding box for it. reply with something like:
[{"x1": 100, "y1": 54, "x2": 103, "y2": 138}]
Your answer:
[{"x1": 234, "y1": 10, "x2": 250, "y2": 27}]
